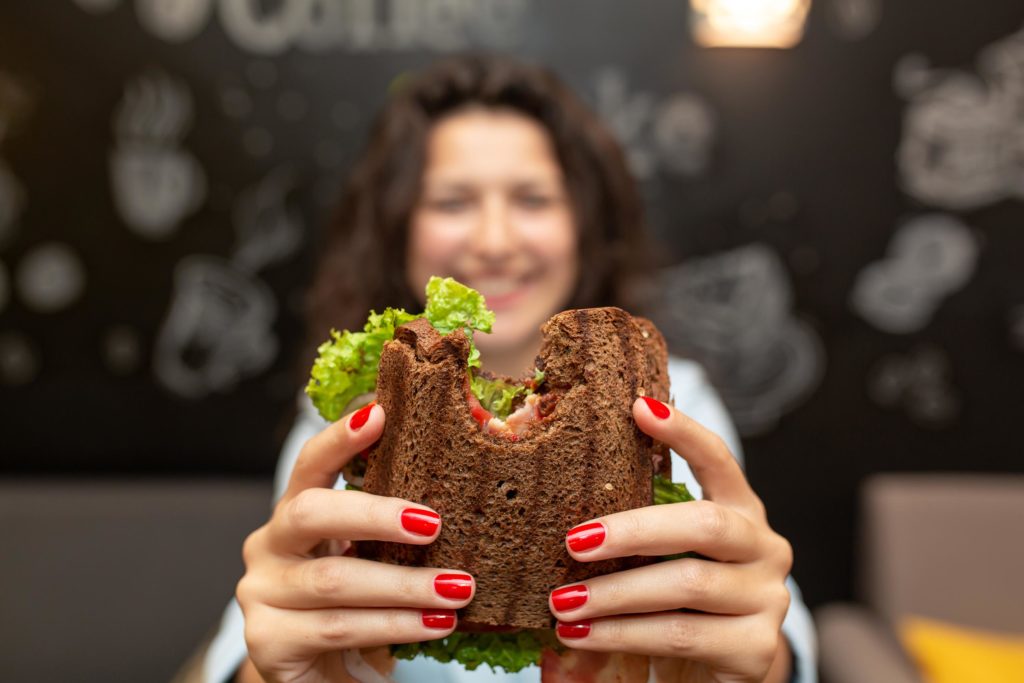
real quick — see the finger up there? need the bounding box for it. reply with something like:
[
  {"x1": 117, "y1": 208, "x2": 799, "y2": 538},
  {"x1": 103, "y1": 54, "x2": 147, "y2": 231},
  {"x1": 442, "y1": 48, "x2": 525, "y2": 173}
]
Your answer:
[
  {"x1": 634, "y1": 397, "x2": 761, "y2": 513},
  {"x1": 549, "y1": 558, "x2": 767, "y2": 620},
  {"x1": 256, "y1": 556, "x2": 475, "y2": 610},
  {"x1": 565, "y1": 500, "x2": 761, "y2": 563},
  {"x1": 283, "y1": 402, "x2": 383, "y2": 502},
  {"x1": 555, "y1": 612, "x2": 780, "y2": 678},
  {"x1": 267, "y1": 488, "x2": 441, "y2": 556},
  {"x1": 244, "y1": 603, "x2": 457, "y2": 660}
]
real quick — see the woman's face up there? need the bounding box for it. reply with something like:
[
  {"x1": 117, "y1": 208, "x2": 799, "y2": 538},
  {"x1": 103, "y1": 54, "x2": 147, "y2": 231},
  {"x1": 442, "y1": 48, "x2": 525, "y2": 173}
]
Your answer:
[{"x1": 407, "y1": 107, "x2": 579, "y2": 356}]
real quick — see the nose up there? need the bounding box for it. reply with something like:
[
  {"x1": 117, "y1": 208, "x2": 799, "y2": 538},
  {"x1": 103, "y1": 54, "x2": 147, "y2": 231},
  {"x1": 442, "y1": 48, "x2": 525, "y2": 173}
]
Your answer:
[{"x1": 471, "y1": 194, "x2": 517, "y2": 262}]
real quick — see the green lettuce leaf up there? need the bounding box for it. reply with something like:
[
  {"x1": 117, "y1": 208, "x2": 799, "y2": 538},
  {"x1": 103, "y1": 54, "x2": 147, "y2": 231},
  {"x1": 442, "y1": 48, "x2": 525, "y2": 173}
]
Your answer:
[
  {"x1": 305, "y1": 307, "x2": 417, "y2": 421},
  {"x1": 653, "y1": 474, "x2": 695, "y2": 505},
  {"x1": 306, "y1": 277, "x2": 498, "y2": 420},
  {"x1": 392, "y1": 629, "x2": 561, "y2": 674},
  {"x1": 470, "y1": 374, "x2": 531, "y2": 419},
  {"x1": 654, "y1": 474, "x2": 697, "y2": 561},
  {"x1": 423, "y1": 276, "x2": 495, "y2": 335}
]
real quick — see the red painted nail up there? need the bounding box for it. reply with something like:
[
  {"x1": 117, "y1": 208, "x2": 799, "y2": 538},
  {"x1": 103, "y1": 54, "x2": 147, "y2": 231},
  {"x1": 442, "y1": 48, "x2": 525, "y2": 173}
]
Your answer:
[
  {"x1": 642, "y1": 396, "x2": 671, "y2": 419},
  {"x1": 434, "y1": 573, "x2": 473, "y2": 600},
  {"x1": 422, "y1": 609, "x2": 456, "y2": 629},
  {"x1": 348, "y1": 402, "x2": 375, "y2": 430},
  {"x1": 557, "y1": 620, "x2": 591, "y2": 639},
  {"x1": 551, "y1": 584, "x2": 588, "y2": 612},
  {"x1": 401, "y1": 508, "x2": 440, "y2": 536},
  {"x1": 566, "y1": 522, "x2": 606, "y2": 552}
]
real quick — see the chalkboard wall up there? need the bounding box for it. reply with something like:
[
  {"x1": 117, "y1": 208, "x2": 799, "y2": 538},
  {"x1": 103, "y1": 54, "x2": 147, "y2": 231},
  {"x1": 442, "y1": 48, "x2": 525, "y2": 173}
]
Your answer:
[{"x1": 2, "y1": 0, "x2": 1023, "y2": 610}]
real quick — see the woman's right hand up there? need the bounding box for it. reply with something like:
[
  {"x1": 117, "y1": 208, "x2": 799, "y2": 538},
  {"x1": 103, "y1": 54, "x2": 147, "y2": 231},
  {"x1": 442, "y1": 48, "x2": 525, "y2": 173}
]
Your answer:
[{"x1": 235, "y1": 403, "x2": 476, "y2": 683}]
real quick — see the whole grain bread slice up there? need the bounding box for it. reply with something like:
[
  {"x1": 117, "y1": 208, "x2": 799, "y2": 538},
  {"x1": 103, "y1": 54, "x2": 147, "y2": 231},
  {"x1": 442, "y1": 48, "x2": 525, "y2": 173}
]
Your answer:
[{"x1": 358, "y1": 307, "x2": 670, "y2": 629}]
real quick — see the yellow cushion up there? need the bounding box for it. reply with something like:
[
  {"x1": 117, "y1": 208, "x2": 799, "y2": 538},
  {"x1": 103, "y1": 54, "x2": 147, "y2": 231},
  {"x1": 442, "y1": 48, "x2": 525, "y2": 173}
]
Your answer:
[{"x1": 899, "y1": 616, "x2": 1024, "y2": 683}]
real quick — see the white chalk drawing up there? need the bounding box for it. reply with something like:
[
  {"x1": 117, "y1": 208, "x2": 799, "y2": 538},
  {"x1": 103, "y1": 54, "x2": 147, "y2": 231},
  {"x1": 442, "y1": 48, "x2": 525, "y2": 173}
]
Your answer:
[
  {"x1": 825, "y1": 0, "x2": 882, "y2": 41},
  {"x1": 0, "y1": 162, "x2": 23, "y2": 248},
  {"x1": 593, "y1": 68, "x2": 716, "y2": 180},
  {"x1": 0, "y1": 332, "x2": 40, "y2": 386},
  {"x1": 980, "y1": 26, "x2": 1024, "y2": 119},
  {"x1": 231, "y1": 166, "x2": 303, "y2": 273},
  {"x1": 154, "y1": 255, "x2": 277, "y2": 398},
  {"x1": 152, "y1": 164, "x2": 304, "y2": 397},
  {"x1": 654, "y1": 243, "x2": 824, "y2": 436},
  {"x1": 110, "y1": 70, "x2": 207, "y2": 240},
  {"x1": 136, "y1": 0, "x2": 214, "y2": 42},
  {"x1": 72, "y1": 0, "x2": 213, "y2": 41},
  {"x1": 71, "y1": 0, "x2": 530, "y2": 54},
  {"x1": 897, "y1": 26, "x2": 1024, "y2": 210},
  {"x1": 869, "y1": 346, "x2": 960, "y2": 427},
  {"x1": 15, "y1": 242, "x2": 87, "y2": 314},
  {"x1": 851, "y1": 214, "x2": 978, "y2": 334},
  {"x1": 103, "y1": 324, "x2": 143, "y2": 374}
]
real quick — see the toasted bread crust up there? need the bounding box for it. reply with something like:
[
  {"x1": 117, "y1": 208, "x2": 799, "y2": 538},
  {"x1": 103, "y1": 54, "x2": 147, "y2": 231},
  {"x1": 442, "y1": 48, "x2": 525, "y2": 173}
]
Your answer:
[{"x1": 359, "y1": 307, "x2": 670, "y2": 629}]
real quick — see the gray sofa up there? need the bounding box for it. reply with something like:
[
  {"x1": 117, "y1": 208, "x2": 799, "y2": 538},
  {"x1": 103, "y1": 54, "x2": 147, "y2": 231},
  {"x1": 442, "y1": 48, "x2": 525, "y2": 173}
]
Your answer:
[
  {"x1": 816, "y1": 474, "x2": 1024, "y2": 683},
  {"x1": 0, "y1": 478, "x2": 272, "y2": 683}
]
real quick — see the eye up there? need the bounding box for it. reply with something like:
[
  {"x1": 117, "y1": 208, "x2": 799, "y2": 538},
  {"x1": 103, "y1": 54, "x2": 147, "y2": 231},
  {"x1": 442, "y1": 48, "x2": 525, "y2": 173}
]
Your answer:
[
  {"x1": 428, "y1": 197, "x2": 470, "y2": 214},
  {"x1": 516, "y1": 193, "x2": 554, "y2": 210}
]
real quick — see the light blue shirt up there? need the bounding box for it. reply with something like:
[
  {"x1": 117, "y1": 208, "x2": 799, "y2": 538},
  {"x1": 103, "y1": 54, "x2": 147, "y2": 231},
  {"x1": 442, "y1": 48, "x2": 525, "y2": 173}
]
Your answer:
[{"x1": 204, "y1": 357, "x2": 816, "y2": 682}]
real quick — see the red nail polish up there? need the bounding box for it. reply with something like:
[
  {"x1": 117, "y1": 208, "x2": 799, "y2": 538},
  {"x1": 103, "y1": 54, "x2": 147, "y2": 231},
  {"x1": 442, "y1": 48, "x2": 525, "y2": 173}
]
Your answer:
[
  {"x1": 422, "y1": 609, "x2": 456, "y2": 629},
  {"x1": 401, "y1": 508, "x2": 440, "y2": 536},
  {"x1": 434, "y1": 573, "x2": 473, "y2": 600},
  {"x1": 551, "y1": 584, "x2": 588, "y2": 612},
  {"x1": 642, "y1": 396, "x2": 670, "y2": 419},
  {"x1": 348, "y1": 402, "x2": 375, "y2": 430},
  {"x1": 566, "y1": 522, "x2": 606, "y2": 552},
  {"x1": 557, "y1": 620, "x2": 591, "y2": 639}
]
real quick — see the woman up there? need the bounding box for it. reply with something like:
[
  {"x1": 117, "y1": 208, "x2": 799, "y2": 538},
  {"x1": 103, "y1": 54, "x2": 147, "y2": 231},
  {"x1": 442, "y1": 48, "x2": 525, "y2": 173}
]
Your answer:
[{"x1": 205, "y1": 55, "x2": 815, "y2": 683}]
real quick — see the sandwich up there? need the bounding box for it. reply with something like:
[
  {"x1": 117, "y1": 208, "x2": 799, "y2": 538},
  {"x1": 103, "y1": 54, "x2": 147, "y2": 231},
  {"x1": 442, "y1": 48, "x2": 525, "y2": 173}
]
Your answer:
[{"x1": 306, "y1": 277, "x2": 693, "y2": 674}]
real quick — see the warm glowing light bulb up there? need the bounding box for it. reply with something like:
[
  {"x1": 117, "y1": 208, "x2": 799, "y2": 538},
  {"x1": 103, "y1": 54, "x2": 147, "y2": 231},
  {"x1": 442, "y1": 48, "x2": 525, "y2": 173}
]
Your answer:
[{"x1": 691, "y1": 0, "x2": 811, "y2": 48}]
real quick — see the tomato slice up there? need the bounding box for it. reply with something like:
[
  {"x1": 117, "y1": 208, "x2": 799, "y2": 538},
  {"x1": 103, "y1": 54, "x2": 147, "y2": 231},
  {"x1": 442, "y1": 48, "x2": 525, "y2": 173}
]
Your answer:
[{"x1": 470, "y1": 404, "x2": 492, "y2": 428}]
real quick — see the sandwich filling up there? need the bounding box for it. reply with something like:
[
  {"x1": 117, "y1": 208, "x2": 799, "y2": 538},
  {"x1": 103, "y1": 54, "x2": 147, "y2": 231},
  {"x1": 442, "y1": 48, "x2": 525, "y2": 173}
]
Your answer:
[
  {"x1": 306, "y1": 277, "x2": 695, "y2": 675},
  {"x1": 306, "y1": 276, "x2": 555, "y2": 440}
]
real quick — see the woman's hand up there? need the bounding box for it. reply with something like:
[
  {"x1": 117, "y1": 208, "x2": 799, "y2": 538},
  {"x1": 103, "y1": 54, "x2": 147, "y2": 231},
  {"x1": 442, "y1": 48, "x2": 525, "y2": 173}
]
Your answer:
[
  {"x1": 547, "y1": 397, "x2": 794, "y2": 683},
  {"x1": 234, "y1": 403, "x2": 476, "y2": 683}
]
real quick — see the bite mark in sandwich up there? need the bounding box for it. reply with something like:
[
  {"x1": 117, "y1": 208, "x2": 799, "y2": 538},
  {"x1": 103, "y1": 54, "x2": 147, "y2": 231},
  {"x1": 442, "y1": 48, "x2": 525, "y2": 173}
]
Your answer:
[{"x1": 306, "y1": 277, "x2": 694, "y2": 676}]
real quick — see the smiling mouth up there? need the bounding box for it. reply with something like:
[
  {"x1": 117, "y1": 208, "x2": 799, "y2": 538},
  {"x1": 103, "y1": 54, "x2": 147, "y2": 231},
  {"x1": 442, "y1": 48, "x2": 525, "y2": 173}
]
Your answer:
[{"x1": 467, "y1": 274, "x2": 538, "y2": 310}]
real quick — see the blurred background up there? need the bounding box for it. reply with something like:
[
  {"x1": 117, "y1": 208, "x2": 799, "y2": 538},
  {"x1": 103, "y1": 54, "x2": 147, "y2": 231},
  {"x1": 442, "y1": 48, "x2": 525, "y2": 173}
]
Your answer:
[{"x1": 1, "y1": 1, "x2": 1023, "y2": 681}]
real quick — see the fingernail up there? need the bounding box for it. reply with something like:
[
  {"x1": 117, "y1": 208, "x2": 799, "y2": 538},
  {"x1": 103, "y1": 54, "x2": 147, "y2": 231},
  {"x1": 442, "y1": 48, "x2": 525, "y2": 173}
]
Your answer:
[
  {"x1": 422, "y1": 609, "x2": 456, "y2": 629},
  {"x1": 401, "y1": 508, "x2": 440, "y2": 536},
  {"x1": 642, "y1": 396, "x2": 670, "y2": 419},
  {"x1": 434, "y1": 573, "x2": 473, "y2": 600},
  {"x1": 348, "y1": 402, "x2": 375, "y2": 430},
  {"x1": 566, "y1": 522, "x2": 606, "y2": 552},
  {"x1": 551, "y1": 584, "x2": 588, "y2": 612},
  {"x1": 557, "y1": 620, "x2": 591, "y2": 639}
]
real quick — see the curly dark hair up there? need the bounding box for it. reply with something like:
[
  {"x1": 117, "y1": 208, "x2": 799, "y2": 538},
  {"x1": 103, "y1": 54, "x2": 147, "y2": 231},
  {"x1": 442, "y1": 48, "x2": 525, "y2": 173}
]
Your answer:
[{"x1": 305, "y1": 53, "x2": 653, "y2": 359}]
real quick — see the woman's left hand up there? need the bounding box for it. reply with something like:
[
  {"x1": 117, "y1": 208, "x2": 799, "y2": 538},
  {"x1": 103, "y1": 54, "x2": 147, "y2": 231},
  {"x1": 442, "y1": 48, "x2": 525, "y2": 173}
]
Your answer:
[{"x1": 547, "y1": 396, "x2": 794, "y2": 683}]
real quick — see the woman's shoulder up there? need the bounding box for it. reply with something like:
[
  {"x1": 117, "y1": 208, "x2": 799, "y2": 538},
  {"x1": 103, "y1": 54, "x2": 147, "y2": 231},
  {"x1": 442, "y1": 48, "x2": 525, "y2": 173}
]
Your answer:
[
  {"x1": 665, "y1": 354, "x2": 744, "y2": 466},
  {"x1": 667, "y1": 355, "x2": 707, "y2": 397}
]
